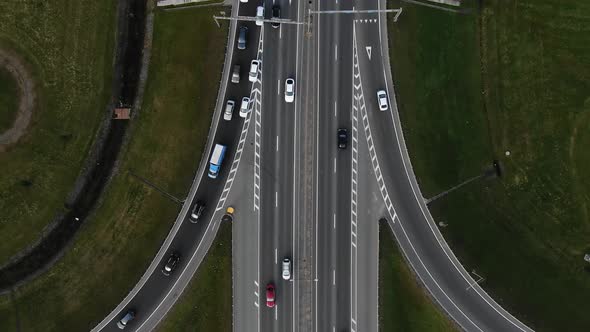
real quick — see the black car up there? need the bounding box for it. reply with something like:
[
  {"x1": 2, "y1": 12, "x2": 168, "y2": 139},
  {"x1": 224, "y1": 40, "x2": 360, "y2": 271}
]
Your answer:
[
  {"x1": 338, "y1": 128, "x2": 348, "y2": 149},
  {"x1": 162, "y1": 252, "x2": 180, "y2": 276},
  {"x1": 271, "y1": 5, "x2": 280, "y2": 28},
  {"x1": 190, "y1": 201, "x2": 206, "y2": 223}
]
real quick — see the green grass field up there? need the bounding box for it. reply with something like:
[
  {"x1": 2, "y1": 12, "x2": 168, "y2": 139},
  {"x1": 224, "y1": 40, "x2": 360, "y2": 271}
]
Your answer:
[
  {"x1": 156, "y1": 221, "x2": 232, "y2": 332},
  {"x1": 0, "y1": 66, "x2": 19, "y2": 133},
  {"x1": 0, "y1": 0, "x2": 116, "y2": 265},
  {"x1": 379, "y1": 223, "x2": 458, "y2": 332},
  {"x1": 388, "y1": 0, "x2": 590, "y2": 331},
  {"x1": 0, "y1": 5, "x2": 228, "y2": 331}
]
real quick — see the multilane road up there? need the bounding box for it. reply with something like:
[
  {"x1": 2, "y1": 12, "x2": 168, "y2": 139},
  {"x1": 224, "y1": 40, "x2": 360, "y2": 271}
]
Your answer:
[{"x1": 93, "y1": 0, "x2": 537, "y2": 331}]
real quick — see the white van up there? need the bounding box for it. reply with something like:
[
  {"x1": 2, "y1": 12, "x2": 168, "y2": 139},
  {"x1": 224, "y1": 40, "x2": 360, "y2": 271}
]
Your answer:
[{"x1": 256, "y1": 6, "x2": 264, "y2": 26}]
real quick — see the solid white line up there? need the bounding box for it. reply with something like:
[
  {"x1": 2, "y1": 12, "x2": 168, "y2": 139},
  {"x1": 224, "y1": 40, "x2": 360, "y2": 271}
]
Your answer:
[
  {"x1": 275, "y1": 191, "x2": 278, "y2": 207},
  {"x1": 277, "y1": 79, "x2": 280, "y2": 95},
  {"x1": 333, "y1": 157, "x2": 337, "y2": 173},
  {"x1": 276, "y1": 135, "x2": 279, "y2": 151},
  {"x1": 314, "y1": 5, "x2": 321, "y2": 332}
]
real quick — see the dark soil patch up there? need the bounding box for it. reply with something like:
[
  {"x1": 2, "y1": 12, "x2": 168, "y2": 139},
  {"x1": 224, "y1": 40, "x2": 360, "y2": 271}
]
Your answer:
[{"x1": 0, "y1": 67, "x2": 19, "y2": 133}]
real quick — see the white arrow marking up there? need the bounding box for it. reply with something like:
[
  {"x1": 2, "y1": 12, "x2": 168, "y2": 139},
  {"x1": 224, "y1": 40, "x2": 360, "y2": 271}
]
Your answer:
[{"x1": 366, "y1": 46, "x2": 372, "y2": 60}]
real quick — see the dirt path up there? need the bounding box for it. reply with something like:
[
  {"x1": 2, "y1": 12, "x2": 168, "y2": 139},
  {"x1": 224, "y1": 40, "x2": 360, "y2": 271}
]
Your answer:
[{"x1": 0, "y1": 48, "x2": 35, "y2": 151}]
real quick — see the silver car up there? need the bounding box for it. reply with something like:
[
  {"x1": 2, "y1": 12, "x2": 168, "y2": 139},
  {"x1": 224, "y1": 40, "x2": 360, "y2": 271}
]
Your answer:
[
  {"x1": 231, "y1": 64, "x2": 240, "y2": 84},
  {"x1": 282, "y1": 258, "x2": 291, "y2": 280},
  {"x1": 117, "y1": 310, "x2": 135, "y2": 329},
  {"x1": 224, "y1": 100, "x2": 235, "y2": 121}
]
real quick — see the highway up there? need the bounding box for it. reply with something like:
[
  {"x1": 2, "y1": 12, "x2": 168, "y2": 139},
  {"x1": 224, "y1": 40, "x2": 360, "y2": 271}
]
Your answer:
[
  {"x1": 92, "y1": 0, "x2": 538, "y2": 331},
  {"x1": 236, "y1": 0, "x2": 537, "y2": 330}
]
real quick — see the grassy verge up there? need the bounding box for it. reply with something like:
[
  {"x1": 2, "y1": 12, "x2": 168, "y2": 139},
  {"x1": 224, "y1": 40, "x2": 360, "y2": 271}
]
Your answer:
[
  {"x1": 0, "y1": 6, "x2": 228, "y2": 331},
  {"x1": 388, "y1": 0, "x2": 590, "y2": 331},
  {"x1": 156, "y1": 221, "x2": 232, "y2": 332},
  {"x1": 379, "y1": 223, "x2": 457, "y2": 332},
  {"x1": 0, "y1": 66, "x2": 19, "y2": 133},
  {"x1": 0, "y1": 0, "x2": 116, "y2": 264}
]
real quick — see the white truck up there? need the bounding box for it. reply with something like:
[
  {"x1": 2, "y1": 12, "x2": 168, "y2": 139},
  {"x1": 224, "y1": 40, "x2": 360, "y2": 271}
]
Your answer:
[{"x1": 208, "y1": 144, "x2": 227, "y2": 179}]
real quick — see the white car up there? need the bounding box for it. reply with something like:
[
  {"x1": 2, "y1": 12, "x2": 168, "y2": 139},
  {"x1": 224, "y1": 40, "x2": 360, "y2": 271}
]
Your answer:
[
  {"x1": 224, "y1": 100, "x2": 235, "y2": 121},
  {"x1": 282, "y1": 258, "x2": 291, "y2": 280},
  {"x1": 239, "y1": 97, "x2": 251, "y2": 118},
  {"x1": 240, "y1": 0, "x2": 248, "y2": 2},
  {"x1": 284, "y1": 78, "x2": 295, "y2": 103},
  {"x1": 377, "y1": 90, "x2": 388, "y2": 111},
  {"x1": 249, "y1": 60, "x2": 260, "y2": 83},
  {"x1": 256, "y1": 6, "x2": 264, "y2": 26}
]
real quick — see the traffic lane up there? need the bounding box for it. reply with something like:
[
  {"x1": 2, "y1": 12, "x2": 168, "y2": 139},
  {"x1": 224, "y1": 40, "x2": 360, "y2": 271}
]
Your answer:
[
  {"x1": 276, "y1": 25, "x2": 297, "y2": 330},
  {"x1": 103, "y1": 205, "x2": 225, "y2": 331},
  {"x1": 276, "y1": 79, "x2": 296, "y2": 331},
  {"x1": 316, "y1": 39, "x2": 357, "y2": 332},
  {"x1": 105, "y1": 13, "x2": 264, "y2": 332},
  {"x1": 357, "y1": 50, "x2": 526, "y2": 332},
  {"x1": 352, "y1": 32, "x2": 492, "y2": 329},
  {"x1": 278, "y1": 0, "x2": 304, "y2": 328},
  {"x1": 371, "y1": 118, "x2": 508, "y2": 331},
  {"x1": 106, "y1": 80, "x2": 256, "y2": 329},
  {"x1": 333, "y1": 9, "x2": 355, "y2": 332},
  {"x1": 331, "y1": 4, "x2": 355, "y2": 332},
  {"x1": 260, "y1": 0, "x2": 299, "y2": 330},
  {"x1": 259, "y1": 20, "x2": 292, "y2": 332}
]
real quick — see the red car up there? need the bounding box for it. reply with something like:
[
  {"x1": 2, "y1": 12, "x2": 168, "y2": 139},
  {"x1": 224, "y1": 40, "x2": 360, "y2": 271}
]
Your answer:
[{"x1": 266, "y1": 283, "x2": 276, "y2": 308}]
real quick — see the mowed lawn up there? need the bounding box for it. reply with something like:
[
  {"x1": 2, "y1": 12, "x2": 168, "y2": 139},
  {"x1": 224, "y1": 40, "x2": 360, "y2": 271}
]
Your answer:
[
  {"x1": 0, "y1": 6, "x2": 228, "y2": 332},
  {"x1": 388, "y1": 0, "x2": 590, "y2": 331},
  {"x1": 0, "y1": 66, "x2": 19, "y2": 133},
  {"x1": 379, "y1": 223, "x2": 457, "y2": 332},
  {"x1": 0, "y1": 0, "x2": 116, "y2": 264},
  {"x1": 156, "y1": 221, "x2": 232, "y2": 332}
]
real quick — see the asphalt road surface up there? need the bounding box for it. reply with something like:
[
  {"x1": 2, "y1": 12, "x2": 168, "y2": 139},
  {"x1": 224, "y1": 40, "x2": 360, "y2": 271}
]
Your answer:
[
  {"x1": 94, "y1": 0, "x2": 537, "y2": 331},
  {"x1": 92, "y1": 1, "x2": 262, "y2": 330},
  {"x1": 349, "y1": 0, "x2": 535, "y2": 331}
]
